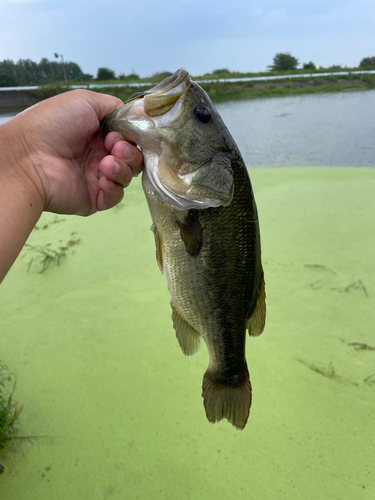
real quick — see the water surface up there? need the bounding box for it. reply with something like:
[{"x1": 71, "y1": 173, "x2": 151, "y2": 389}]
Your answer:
[
  {"x1": 215, "y1": 89, "x2": 375, "y2": 167},
  {"x1": 1, "y1": 90, "x2": 375, "y2": 167},
  {"x1": 1, "y1": 168, "x2": 374, "y2": 499}
]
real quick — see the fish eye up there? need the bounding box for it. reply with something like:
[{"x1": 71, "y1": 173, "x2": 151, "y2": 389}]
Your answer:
[{"x1": 193, "y1": 105, "x2": 212, "y2": 124}]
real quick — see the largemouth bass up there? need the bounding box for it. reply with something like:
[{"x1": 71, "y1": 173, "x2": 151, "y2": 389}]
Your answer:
[{"x1": 103, "y1": 69, "x2": 266, "y2": 430}]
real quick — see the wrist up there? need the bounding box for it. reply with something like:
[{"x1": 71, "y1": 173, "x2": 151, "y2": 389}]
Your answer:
[
  {"x1": 0, "y1": 114, "x2": 46, "y2": 210},
  {"x1": 0, "y1": 117, "x2": 45, "y2": 282}
]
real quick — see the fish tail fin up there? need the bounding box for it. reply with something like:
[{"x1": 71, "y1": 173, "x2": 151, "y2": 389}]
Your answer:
[{"x1": 202, "y1": 368, "x2": 251, "y2": 430}]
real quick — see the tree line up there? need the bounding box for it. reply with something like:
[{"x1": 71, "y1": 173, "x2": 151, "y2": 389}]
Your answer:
[
  {"x1": 0, "y1": 58, "x2": 93, "y2": 87},
  {"x1": 268, "y1": 53, "x2": 375, "y2": 71},
  {"x1": 1, "y1": 54, "x2": 375, "y2": 88}
]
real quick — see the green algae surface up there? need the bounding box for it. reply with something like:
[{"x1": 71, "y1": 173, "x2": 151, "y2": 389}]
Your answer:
[{"x1": 1, "y1": 167, "x2": 374, "y2": 499}]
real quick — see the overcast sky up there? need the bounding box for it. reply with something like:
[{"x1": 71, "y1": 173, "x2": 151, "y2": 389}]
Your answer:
[{"x1": 1, "y1": 0, "x2": 374, "y2": 78}]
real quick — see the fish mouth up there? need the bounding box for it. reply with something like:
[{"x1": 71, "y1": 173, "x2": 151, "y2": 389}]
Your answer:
[
  {"x1": 103, "y1": 68, "x2": 191, "y2": 142},
  {"x1": 103, "y1": 69, "x2": 225, "y2": 210},
  {"x1": 143, "y1": 68, "x2": 190, "y2": 117}
]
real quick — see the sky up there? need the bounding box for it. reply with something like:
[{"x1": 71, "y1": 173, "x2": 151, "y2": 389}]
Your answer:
[{"x1": 1, "y1": 0, "x2": 375, "y2": 78}]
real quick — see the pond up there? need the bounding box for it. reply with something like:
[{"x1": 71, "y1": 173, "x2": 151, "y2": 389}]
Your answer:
[
  {"x1": 1, "y1": 89, "x2": 374, "y2": 167},
  {"x1": 215, "y1": 89, "x2": 375, "y2": 167},
  {"x1": 1, "y1": 91, "x2": 374, "y2": 500}
]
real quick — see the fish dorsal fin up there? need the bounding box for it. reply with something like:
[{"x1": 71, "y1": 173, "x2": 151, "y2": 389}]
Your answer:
[
  {"x1": 246, "y1": 274, "x2": 266, "y2": 337},
  {"x1": 150, "y1": 224, "x2": 164, "y2": 274},
  {"x1": 177, "y1": 210, "x2": 203, "y2": 257},
  {"x1": 171, "y1": 302, "x2": 201, "y2": 356}
]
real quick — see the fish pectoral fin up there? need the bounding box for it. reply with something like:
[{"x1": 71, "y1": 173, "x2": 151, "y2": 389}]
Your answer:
[
  {"x1": 150, "y1": 223, "x2": 164, "y2": 274},
  {"x1": 177, "y1": 210, "x2": 203, "y2": 258},
  {"x1": 171, "y1": 302, "x2": 201, "y2": 356},
  {"x1": 246, "y1": 273, "x2": 266, "y2": 337},
  {"x1": 202, "y1": 368, "x2": 251, "y2": 430}
]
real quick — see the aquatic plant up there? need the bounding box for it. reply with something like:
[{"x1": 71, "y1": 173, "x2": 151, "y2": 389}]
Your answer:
[
  {"x1": 33, "y1": 215, "x2": 66, "y2": 231},
  {"x1": 298, "y1": 359, "x2": 341, "y2": 381},
  {"x1": 23, "y1": 234, "x2": 81, "y2": 274},
  {"x1": 364, "y1": 373, "x2": 375, "y2": 387},
  {"x1": 24, "y1": 244, "x2": 66, "y2": 273},
  {"x1": 0, "y1": 362, "x2": 23, "y2": 447}
]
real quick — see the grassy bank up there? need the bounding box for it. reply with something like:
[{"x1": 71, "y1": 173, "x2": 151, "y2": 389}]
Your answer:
[
  {"x1": 30, "y1": 73, "x2": 375, "y2": 105},
  {"x1": 82, "y1": 66, "x2": 375, "y2": 86},
  {"x1": 199, "y1": 73, "x2": 375, "y2": 101},
  {"x1": 90, "y1": 73, "x2": 375, "y2": 103}
]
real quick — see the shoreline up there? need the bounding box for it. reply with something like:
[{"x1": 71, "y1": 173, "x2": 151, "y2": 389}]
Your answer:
[
  {"x1": 1, "y1": 73, "x2": 374, "y2": 110},
  {"x1": 200, "y1": 75, "x2": 374, "y2": 102},
  {"x1": 91, "y1": 73, "x2": 375, "y2": 103}
]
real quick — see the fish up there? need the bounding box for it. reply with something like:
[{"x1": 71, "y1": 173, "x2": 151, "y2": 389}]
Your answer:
[{"x1": 102, "y1": 68, "x2": 266, "y2": 430}]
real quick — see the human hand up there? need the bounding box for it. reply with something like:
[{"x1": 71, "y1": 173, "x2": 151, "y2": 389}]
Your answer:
[{"x1": 7, "y1": 89, "x2": 144, "y2": 216}]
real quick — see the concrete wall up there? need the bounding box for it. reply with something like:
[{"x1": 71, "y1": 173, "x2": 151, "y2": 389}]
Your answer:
[{"x1": 0, "y1": 90, "x2": 34, "y2": 109}]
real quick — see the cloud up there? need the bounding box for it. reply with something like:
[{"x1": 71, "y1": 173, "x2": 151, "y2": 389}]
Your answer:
[{"x1": 1, "y1": 0, "x2": 375, "y2": 76}]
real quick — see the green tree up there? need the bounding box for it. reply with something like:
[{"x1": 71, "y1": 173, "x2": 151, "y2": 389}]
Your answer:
[
  {"x1": 0, "y1": 73, "x2": 17, "y2": 87},
  {"x1": 64, "y1": 61, "x2": 86, "y2": 81},
  {"x1": 303, "y1": 61, "x2": 316, "y2": 70},
  {"x1": 268, "y1": 53, "x2": 299, "y2": 71},
  {"x1": 212, "y1": 68, "x2": 231, "y2": 75},
  {"x1": 118, "y1": 72, "x2": 139, "y2": 81},
  {"x1": 152, "y1": 71, "x2": 173, "y2": 79},
  {"x1": 0, "y1": 57, "x2": 89, "y2": 85},
  {"x1": 0, "y1": 59, "x2": 18, "y2": 87},
  {"x1": 359, "y1": 56, "x2": 375, "y2": 68},
  {"x1": 16, "y1": 59, "x2": 39, "y2": 85},
  {"x1": 97, "y1": 67, "x2": 115, "y2": 80},
  {"x1": 328, "y1": 64, "x2": 342, "y2": 71}
]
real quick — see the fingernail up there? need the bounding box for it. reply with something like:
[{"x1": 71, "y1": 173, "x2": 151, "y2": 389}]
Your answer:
[
  {"x1": 113, "y1": 161, "x2": 121, "y2": 175},
  {"x1": 122, "y1": 143, "x2": 132, "y2": 161}
]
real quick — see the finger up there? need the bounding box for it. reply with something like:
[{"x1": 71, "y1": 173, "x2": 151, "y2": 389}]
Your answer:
[
  {"x1": 99, "y1": 155, "x2": 133, "y2": 188},
  {"x1": 104, "y1": 131, "x2": 127, "y2": 152},
  {"x1": 97, "y1": 176, "x2": 124, "y2": 211},
  {"x1": 111, "y1": 140, "x2": 144, "y2": 177},
  {"x1": 79, "y1": 90, "x2": 124, "y2": 122}
]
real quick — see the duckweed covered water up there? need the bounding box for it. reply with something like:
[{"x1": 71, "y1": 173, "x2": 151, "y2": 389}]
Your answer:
[{"x1": 0, "y1": 167, "x2": 374, "y2": 499}]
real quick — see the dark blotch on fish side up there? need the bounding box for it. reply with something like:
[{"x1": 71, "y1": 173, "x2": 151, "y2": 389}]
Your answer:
[{"x1": 177, "y1": 210, "x2": 203, "y2": 257}]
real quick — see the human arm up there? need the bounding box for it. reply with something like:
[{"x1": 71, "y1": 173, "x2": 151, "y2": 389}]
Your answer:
[{"x1": 0, "y1": 89, "x2": 143, "y2": 283}]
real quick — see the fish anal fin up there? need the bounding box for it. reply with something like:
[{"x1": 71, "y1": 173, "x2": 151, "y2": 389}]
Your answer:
[
  {"x1": 177, "y1": 210, "x2": 203, "y2": 257},
  {"x1": 171, "y1": 302, "x2": 201, "y2": 356},
  {"x1": 247, "y1": 274, "x2": 266, "y2": 337},
  {"x1": 150, "y1": 223, "x2": 164, "y2": 274},
  {"x1": 202, "y1": 368, "x2": 252, "y2": 430}
]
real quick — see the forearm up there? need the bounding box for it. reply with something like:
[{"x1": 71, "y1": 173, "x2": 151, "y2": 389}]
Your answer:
[{"x1": 0, "y1": 120, "x2": 44, "y2": 283}]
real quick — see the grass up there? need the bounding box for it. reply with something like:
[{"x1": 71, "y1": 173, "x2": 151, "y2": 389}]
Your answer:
[{"x1": 0, "y1": 362, "x2": 23, "y2": 448}]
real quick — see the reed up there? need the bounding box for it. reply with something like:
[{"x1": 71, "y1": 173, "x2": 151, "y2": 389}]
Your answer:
[{"x1": 0, "y1": 363, "x2": 23, "y2": 448}]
